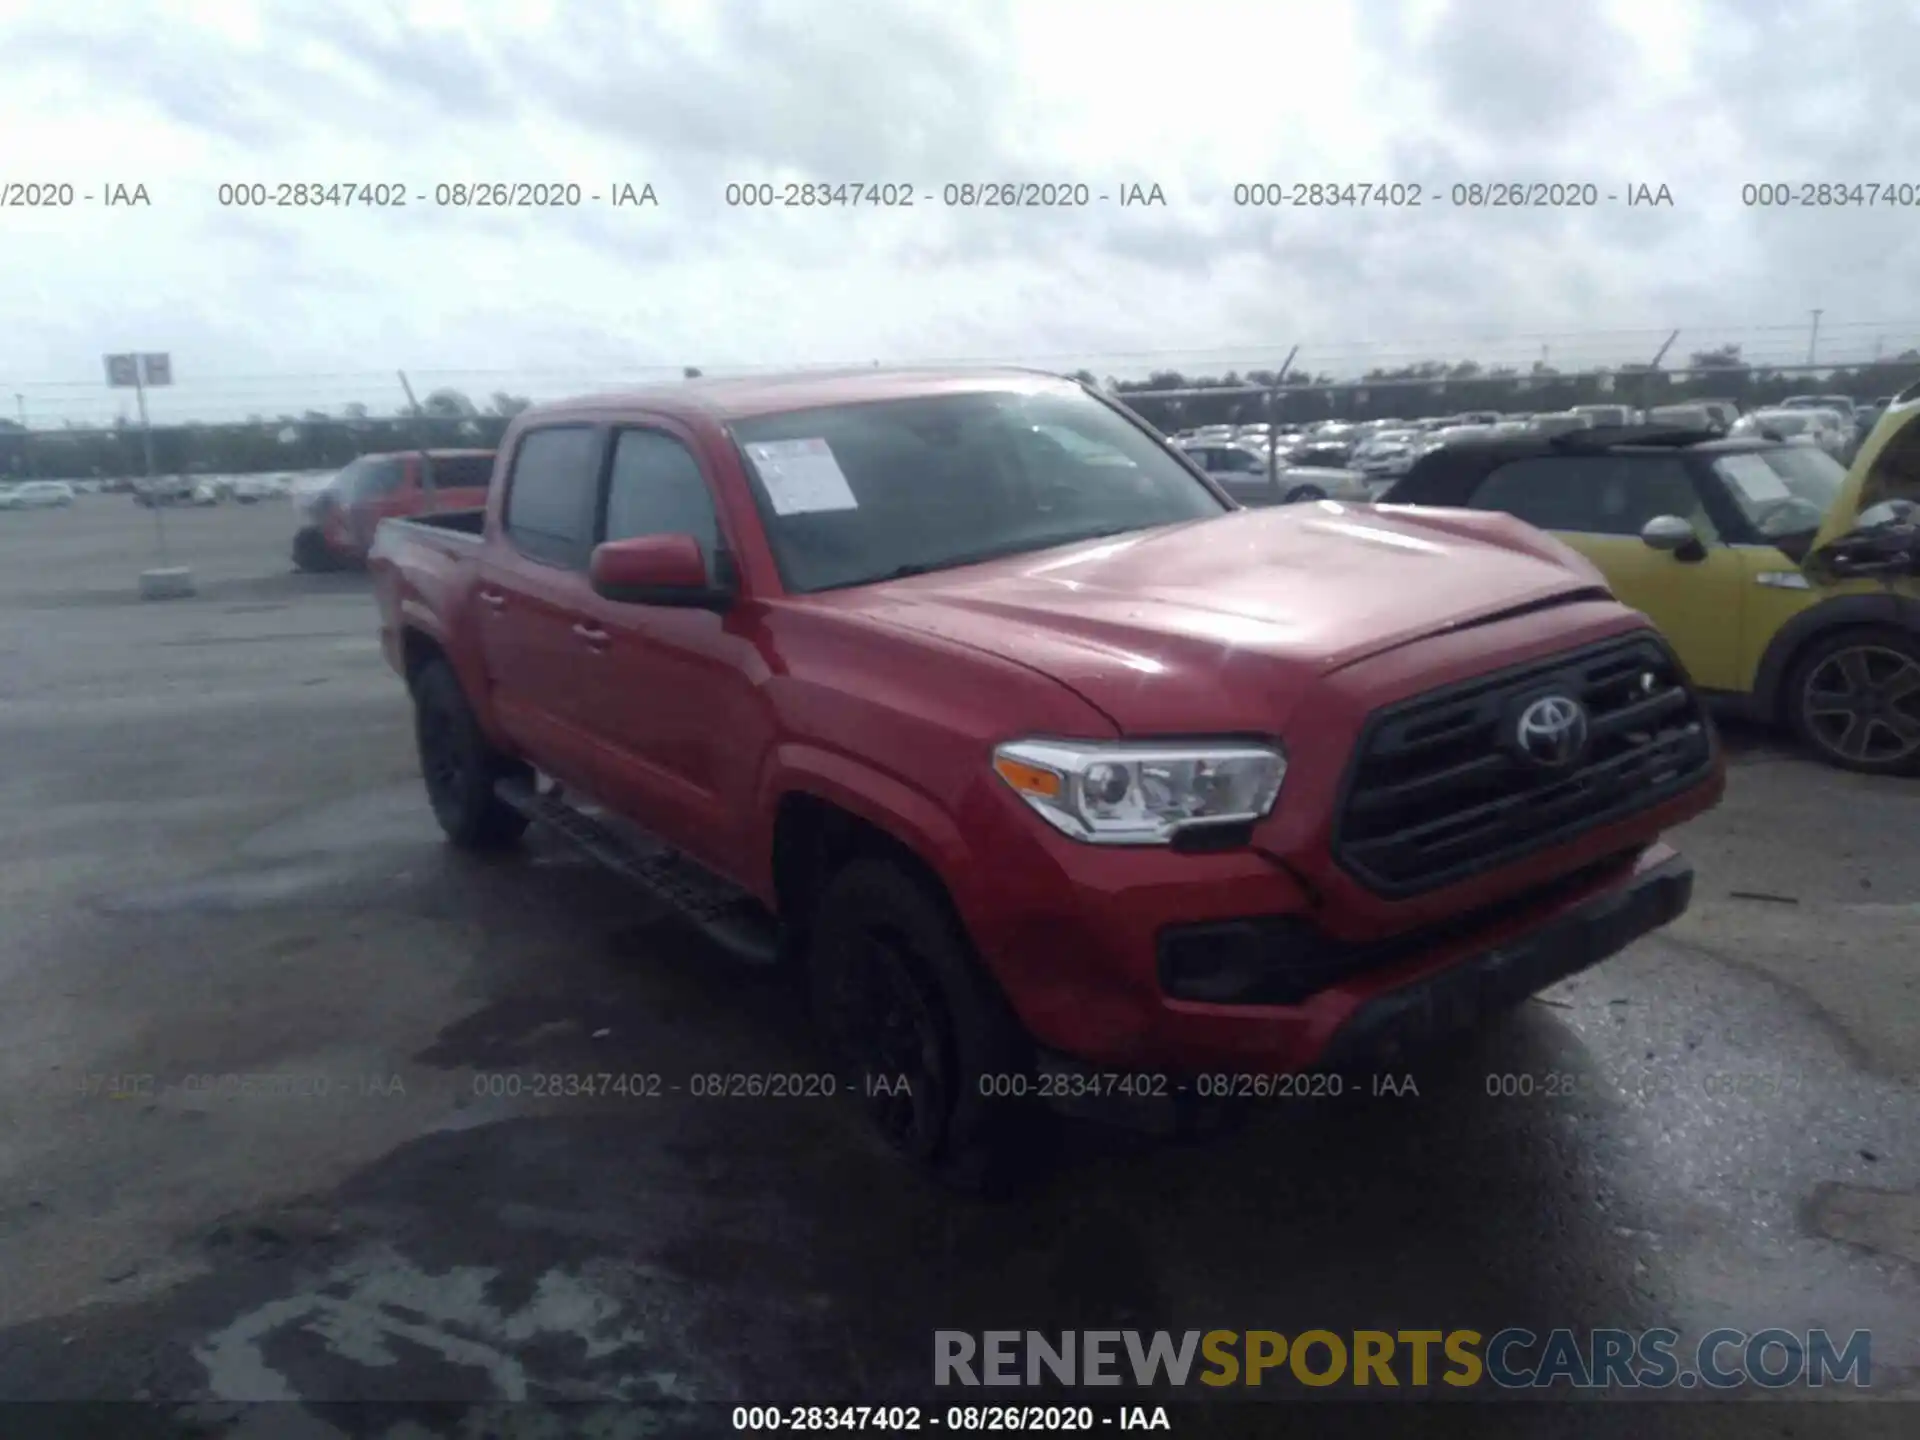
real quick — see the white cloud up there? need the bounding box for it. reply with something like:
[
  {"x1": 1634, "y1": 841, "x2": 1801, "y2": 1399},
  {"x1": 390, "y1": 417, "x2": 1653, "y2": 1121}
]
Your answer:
[{"x1": 0, "y1": 0, "x2": 1914, "y2": 423}]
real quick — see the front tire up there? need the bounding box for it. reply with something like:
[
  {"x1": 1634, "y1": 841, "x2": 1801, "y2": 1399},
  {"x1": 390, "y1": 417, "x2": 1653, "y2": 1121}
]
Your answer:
[
  {"x1": 292, "y1": 527, "x2": 340, "y2": 573},
  {"x1": 411, "y1": 660, "x2": 532, "y2": 848},
  {"x1": 1786, "y1": 626, "x2": 1920, "y2": 776},
  {"x1": 808, "y1": 859, "x2": 1043, "y2": 1193},
  {"x1": 1283, "y1": 483, "x2": 1327, "y2": 504}
]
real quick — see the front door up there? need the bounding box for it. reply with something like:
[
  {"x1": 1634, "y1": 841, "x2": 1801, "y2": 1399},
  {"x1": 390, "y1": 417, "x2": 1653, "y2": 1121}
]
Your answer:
[
  {"x1": 573, "y1": 423, "x2": 763, "y2": 877},
  {"x1": 1465, "y1": 452, "x2": 1749, "y2": 691}
]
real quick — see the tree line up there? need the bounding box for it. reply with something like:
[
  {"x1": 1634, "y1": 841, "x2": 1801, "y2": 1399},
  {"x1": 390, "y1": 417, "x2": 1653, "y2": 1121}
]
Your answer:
[{"x1": 2, "y1": 351, "x2": 1916, "y2": 480}]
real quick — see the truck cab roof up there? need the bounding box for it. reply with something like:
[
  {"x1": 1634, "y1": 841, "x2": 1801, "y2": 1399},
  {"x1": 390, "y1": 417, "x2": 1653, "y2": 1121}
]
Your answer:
[{"x1": 532, "y1": 367, "x2": 1077, "y2": 425}]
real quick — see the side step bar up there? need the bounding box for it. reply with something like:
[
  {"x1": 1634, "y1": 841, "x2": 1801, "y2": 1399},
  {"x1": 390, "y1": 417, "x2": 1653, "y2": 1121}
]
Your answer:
[{"x1": 494, "y1": 776, "x2": 780, "y2": 966}]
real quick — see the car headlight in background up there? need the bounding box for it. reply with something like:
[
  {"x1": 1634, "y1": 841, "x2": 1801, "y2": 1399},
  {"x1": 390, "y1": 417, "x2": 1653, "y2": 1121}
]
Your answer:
[{"x1": 992, "y1": 739, "x2": 1285, "y2": 844}]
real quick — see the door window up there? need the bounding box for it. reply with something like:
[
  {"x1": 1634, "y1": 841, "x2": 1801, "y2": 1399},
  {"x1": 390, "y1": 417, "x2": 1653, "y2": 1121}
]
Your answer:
[
  {"x1": 1470, "y1": 456, "x2": 1718, "y2": 539},
  {"x1": 600, "y1": 429, "x2": 721, "y2": 564},
  {"x1": 503, "y1": 426, "x2": 602, "y2": 566}
]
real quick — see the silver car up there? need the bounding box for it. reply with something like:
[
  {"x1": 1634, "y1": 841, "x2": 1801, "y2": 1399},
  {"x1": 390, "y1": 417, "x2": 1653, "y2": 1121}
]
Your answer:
[
  {"x1": 0, "y1": 480, "x2": 77, "y2": 510},
  {"x1": 1208, "y1": 465, "x2": 1383, "y2": 506}
]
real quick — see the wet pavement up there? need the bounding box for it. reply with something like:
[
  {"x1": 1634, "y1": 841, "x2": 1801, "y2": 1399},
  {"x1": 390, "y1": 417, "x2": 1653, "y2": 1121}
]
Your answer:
[{"x1": 0, "y1": 502, "x2": 1916, "y2": 1436}]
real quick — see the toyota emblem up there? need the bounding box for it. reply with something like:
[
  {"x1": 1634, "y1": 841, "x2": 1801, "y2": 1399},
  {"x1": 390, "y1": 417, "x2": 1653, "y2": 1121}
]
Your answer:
[{"x1": 1514, "y1": 694, "x2": 1589, "y2": 768}]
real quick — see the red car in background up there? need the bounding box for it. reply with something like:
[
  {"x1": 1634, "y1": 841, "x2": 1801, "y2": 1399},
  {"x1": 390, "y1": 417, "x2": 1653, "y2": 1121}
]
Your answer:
[{"x1": 292, "y1": 449, "x2": 495, "y2": 571}]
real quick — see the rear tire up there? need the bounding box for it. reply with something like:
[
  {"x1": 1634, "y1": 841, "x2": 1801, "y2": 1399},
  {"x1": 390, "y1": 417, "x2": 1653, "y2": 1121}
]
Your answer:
[
  {"x1": 1283, "y1": 483, "x2": 1327, "y2": 504},
  {"x1": 411, "y1": 660, "x2": 531, "y2": 848},
  {"x1": 808, "y1": 859, "x2": 1044, "y2": 1194},
  {"x1": 1785, "y1": 626, "x2": 1920, "y2": 776}
]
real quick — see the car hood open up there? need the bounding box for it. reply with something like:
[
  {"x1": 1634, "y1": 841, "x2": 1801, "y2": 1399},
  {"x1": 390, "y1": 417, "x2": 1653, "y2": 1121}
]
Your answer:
[
  {"x1": 1811, "y1": 394, "x2": 1920, "y2": 556},
  {"x1": 843, "y1": 504, "x2": 1614, "y2": 734}
]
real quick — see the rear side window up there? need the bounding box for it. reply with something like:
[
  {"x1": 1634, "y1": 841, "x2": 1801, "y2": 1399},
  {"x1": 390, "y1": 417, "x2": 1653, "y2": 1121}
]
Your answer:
[
  {"x1": 504, "y1": 426, "x2": 602, "y2": 565},
  {"x1": 427, "y1": 454, "x2": 495, "y2": 491},
  {"x1": 1470, "y1": 456, "x2": 1719, "y2": 539},
  {"x1": 601, "y1": 429, "x2": 721, "y2": 564}
]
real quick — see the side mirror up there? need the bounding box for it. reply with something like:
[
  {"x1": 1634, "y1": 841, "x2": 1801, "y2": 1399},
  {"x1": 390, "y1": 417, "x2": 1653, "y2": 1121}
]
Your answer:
[
  {"x1": 589, "y1": 534, "x2": 733, "y2": 609},
  {"x1": 1641, "y1": 514, "x2": 1706, "y2": 561}
]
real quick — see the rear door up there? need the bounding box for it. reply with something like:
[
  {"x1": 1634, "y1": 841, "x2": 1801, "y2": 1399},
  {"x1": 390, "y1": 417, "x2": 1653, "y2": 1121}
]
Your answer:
[
  {"x1": 1465, "y1": 453, "x2": 1750, "y2": 691},
  {"x1": 476, "y1": 424, "x2": 607, "y2": 788},
  {"x1": 572, "y1": 423, "x2": 763, "y2": 875}
]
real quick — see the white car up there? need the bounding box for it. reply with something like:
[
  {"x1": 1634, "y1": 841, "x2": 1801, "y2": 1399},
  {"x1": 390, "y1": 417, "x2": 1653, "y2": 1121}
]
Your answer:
[
  {"x1": 1644, "y1": 404, "x2": 1720, "y2": 431},
  {"x1": 1349, "y1": 430, "x2": 1422, "y2": 479},
  {"x1": 229, "y1": 475, "x2": 283, "y2": 503},
  {"x1": 1528, "y1": 411, "x2": 1595, "y2": 436},
  {"x1": 1731, "y1": 409, "x2": 1825, "y2": 449},
  {"x1": 0, "y1": 480, "x2": 77, "y2": 510}
]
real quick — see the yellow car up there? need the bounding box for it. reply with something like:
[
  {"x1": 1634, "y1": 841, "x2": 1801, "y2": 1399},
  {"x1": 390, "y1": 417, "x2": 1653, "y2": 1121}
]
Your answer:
[{"x1": 1383, "y1": 389, "x2": 1920, "y2": 774}]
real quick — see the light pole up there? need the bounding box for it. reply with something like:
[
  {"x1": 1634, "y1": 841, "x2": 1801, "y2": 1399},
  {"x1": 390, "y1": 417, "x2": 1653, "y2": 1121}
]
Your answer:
[
  {"x1": 14, "y1": 394, "x2": 29, "y2": 478},
  {"x1": 1807, "y1": 309, "x2": 1823, "y2": 368}
]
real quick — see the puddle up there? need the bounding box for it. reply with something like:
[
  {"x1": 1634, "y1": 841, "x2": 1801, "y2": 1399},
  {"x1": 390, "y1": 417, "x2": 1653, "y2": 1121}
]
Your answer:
[{"x1": 94, "y1": 861, "x2": 366, "y2": 915}]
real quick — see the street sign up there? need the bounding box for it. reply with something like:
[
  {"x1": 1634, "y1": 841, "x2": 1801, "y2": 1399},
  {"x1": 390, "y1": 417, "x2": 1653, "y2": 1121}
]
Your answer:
[
  {"x1": 140, "y1": 353, "x2": 173, "y2": 386},
  {"x1": 105, "y1": 354, "x2": 139, "y2": 388}
]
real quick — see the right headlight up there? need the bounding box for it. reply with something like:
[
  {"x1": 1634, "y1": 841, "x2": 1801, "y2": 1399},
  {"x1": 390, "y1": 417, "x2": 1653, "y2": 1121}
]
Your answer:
[{"x1": 992, "y1": 738, "x2": 1286, "y2": 845}]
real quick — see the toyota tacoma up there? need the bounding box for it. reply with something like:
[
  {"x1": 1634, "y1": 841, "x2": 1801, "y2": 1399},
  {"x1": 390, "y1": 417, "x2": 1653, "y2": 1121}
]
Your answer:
[{"x1": 369, "y1": 369, "x2": 1725, "y2": 1187}]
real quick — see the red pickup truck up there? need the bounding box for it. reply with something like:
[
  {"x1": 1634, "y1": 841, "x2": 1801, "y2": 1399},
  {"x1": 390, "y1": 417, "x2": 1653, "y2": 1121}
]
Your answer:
[
  {"x1": 369, "y1": 369, "x2": 1724, "y2": 1187},
  {"x1": 293, "y1": 448, "x2": 494, "y2": 571}
]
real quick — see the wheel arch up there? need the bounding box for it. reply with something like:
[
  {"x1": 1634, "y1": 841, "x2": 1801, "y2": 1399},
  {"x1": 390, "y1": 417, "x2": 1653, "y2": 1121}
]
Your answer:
[
  {"x1": 770, "y1": 789, "x2": 973, "y2": 953},
  {"x1": 1750, "y1": 592, "x2": 1920, "y2": 722}
]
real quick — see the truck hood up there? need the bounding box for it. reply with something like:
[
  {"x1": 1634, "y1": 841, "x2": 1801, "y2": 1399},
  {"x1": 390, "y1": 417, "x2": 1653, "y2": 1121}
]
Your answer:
[{"x1": 844, "y1": 503, "x2": 1613, "y2": 734}]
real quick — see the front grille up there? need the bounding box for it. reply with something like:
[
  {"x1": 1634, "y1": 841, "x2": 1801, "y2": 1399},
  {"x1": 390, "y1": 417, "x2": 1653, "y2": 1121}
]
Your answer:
[{"x1": 1333, "y1": 633, "x2": 1714, "y2": 897}]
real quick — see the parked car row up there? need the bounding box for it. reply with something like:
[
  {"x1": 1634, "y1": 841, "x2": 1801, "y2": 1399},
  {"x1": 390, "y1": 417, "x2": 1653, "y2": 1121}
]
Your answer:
[
  {"x1": 1167, "y1": 393, "x2": 1898, "y2": 490},
  {"x1": 131, "y1": 472, "x2": 316, "y2": 507}
]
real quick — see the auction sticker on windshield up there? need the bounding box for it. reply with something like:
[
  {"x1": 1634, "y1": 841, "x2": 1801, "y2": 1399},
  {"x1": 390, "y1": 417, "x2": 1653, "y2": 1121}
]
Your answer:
[
  {"x1": 744, "y1": 438, "x2": 859, "y2": 515},
  {"x1": 1717, "y1": 453, "x2": 1794, "y2": 504}
]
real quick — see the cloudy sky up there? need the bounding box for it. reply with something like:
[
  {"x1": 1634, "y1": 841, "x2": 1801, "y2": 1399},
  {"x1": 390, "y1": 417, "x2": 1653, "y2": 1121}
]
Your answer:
[{"x1": 0, "y1": 0, "x2": 1915, "y2": 424}]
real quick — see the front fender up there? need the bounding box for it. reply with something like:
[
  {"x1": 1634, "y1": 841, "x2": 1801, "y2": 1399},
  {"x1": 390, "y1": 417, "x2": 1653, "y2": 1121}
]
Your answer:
[
  {"x1": 1750, "y1": 589, "x2": 1920, "y2": 719},
  {"x1": 752, "y1": 741, "x2": 982, "y2": 927}
]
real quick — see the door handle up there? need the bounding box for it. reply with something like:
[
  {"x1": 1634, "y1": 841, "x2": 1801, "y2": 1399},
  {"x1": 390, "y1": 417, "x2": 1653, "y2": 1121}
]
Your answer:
[
  {"x1": 573, "y1": 622, "x2": 611, "y2": 647},
  {"x1": 478, "y1": 589, "x2": 506, "y2": 609}
]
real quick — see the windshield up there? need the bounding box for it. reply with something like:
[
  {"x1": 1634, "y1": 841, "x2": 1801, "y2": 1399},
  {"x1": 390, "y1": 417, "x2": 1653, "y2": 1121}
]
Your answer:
[
  {"x1": 1712, "y1": 446, "x2": 1847, "y2": 539},
  {"x1": 729, "y1": 387, "x2": 1228, "y2": 593}
]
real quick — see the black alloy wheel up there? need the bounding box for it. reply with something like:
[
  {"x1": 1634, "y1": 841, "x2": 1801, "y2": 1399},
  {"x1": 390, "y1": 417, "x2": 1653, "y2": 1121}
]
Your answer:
[
  {"x1": 1790, "y1": 629, "x2": 1920, "y2": 776},
  {"x1": 411, "y1": 660, "x2": 531, "y2": 847},
  {"x1": 808, "y1": 860, "x2": 1041, "y2": 1192},
  {"x1": 828, "y1": 924, "x2": 955, "y2": 1159}
]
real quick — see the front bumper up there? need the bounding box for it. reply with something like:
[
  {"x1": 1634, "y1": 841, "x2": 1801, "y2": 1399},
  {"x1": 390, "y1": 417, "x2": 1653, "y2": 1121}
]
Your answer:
[
  {"x1": 1316, "y1": 847, "x2": 1691, "y2": 1071},
  {"x1": 981, "y1": 838, "x2": 1692, "y2": 1076}
]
